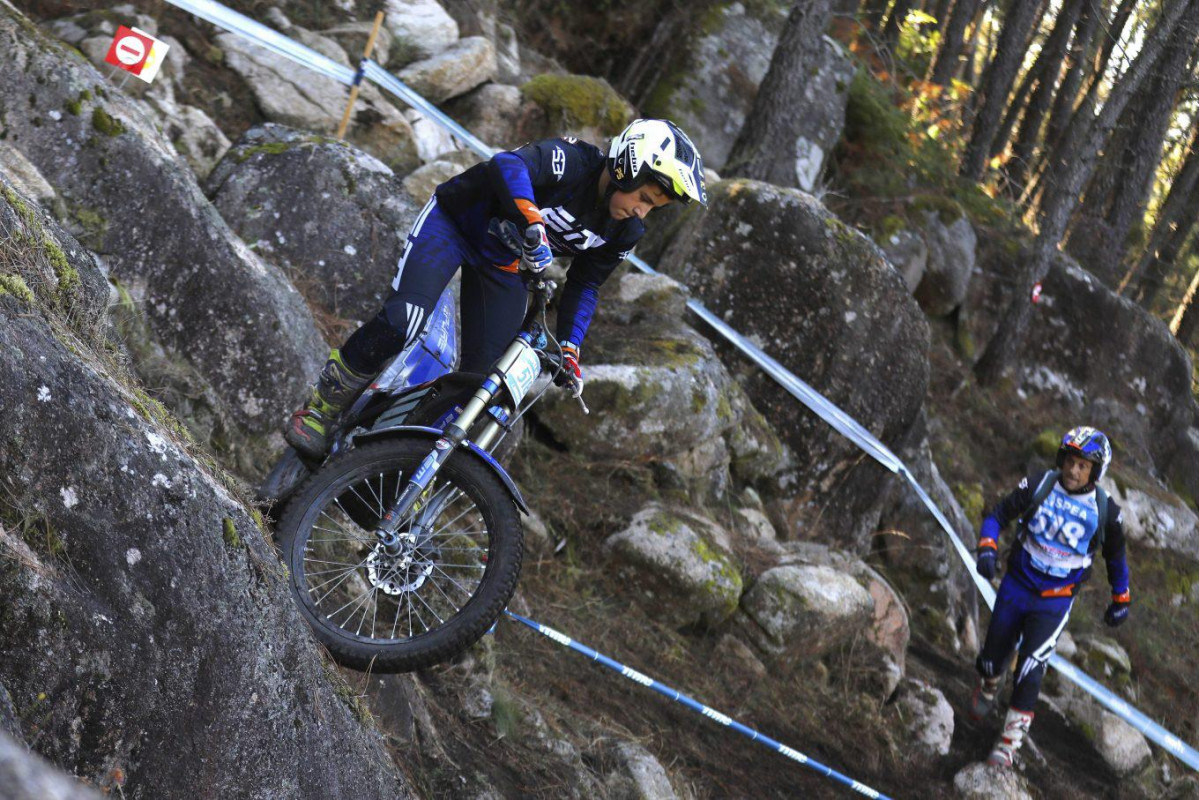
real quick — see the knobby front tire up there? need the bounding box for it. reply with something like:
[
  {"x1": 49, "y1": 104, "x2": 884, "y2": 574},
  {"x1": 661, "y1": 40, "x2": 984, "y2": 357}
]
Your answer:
[{"x1": 276, "y1": 438, "x2": 523, "y2": 672}]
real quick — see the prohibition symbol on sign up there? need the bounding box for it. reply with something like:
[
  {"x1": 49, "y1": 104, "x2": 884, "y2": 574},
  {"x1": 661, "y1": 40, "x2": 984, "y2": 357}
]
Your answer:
[{"x1": 104, "y1": 25, "x2": 170, "y2": 84}]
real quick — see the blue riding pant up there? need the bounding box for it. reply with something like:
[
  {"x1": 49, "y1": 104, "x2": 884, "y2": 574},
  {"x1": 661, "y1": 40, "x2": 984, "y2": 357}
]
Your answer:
[
  {"x1": 341, "y1": 197, "x2": 527, "y2": 375},
  {"x1": 976, "y1": 574, "x2": 1074, "y2": 712}
]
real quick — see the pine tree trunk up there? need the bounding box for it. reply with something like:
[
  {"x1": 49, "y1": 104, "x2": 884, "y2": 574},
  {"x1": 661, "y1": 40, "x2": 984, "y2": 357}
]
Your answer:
[
  {"x1": 929, "y1": 0, "x2": 983, "y2": 83},
  {"x1": 1172, "y1": 261, "x2": 1199, "y2": 345},
  {"x1": 1003, "y1": 0, "x2": 1082, "y2": 187},
  {"x1": 973, "y1": 0, "x2": 1197, "y2": 384},
  {"x1": 959, "y1": 0, "x2": 1046, "y2": 179},
  {"x1": 1135, "y1": 186, "x2": 1199, "y2": 309},
  {"x1": 725, "y1": 0, "x2": 835, "y2": 186},
  {"x1": 1043, "y1": 0, "x2": 1102, "y2": 152},
  {"x1": 1123, "y1": 124, "x2": 1199, "y2": 299},
  {"x1": 1069, "y1": 29, "x2": 1197, "y2": 286}
]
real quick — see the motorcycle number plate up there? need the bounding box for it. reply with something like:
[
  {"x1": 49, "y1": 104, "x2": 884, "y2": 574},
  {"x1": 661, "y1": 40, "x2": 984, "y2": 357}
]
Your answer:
[{"x1": 502, "y1": 345, "x2": 541, "y2": 405}]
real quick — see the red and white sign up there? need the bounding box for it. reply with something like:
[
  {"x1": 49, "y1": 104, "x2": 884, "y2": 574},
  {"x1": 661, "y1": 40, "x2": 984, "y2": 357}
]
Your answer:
[
  {"x1": 1031, "y1": 281, "x2": 1043, "y2": 304},
  {"x1": 104, "y1": 25, "x2": 170, "y2": 84}
]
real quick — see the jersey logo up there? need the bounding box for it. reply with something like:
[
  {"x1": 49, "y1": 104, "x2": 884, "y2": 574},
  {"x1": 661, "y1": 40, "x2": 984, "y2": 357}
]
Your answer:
[
  {"x1": 543, "y1": 206, "x2": 607, "y2": 251},
  {"x1": 551, "y1": 146, "x2": 566, "y2": 180},
  {"x1": 562, "y1": 136, "x2": 578, "y2": 144}
]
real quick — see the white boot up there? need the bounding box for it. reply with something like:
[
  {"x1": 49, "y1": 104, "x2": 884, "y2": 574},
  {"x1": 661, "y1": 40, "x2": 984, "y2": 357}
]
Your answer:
[{"x1": 987, "y1": 708, "x2": 1034, "y2": 767}]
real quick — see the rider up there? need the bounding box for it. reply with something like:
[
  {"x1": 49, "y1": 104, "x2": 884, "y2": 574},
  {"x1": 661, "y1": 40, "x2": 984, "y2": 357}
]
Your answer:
[
  {"x1": 968, "y1": 426, "x2": 1130, "y2": 767},
  {"x1": 284, "y1": 119, "x2": 708, "y2": 459}
]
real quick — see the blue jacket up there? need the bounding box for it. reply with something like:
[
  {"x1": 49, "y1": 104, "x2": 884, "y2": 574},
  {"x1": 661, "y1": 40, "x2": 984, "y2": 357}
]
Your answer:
[{"x1": 434, "y1": 137, "x2": 644, "y2": 347}]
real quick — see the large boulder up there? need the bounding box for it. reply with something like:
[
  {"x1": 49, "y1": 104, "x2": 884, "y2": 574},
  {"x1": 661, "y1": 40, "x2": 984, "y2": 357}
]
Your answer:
[
  {"x1": 1103, "y1": 479, "x2": 1199, "y2": 555},
  {"x1": 604, "y1": 504, "x2": 743, "y2": 629},
  {"x1": 644, "y1": 2, "x2": 853, "y2": 187},
  {"x1": 383, "y1": 0, "x2": 459, "y2": 62},
  {"x1": 657, "y1": 179, "x2": 930, "y2": 550},
  {"x1": 534, "y1": 272, "x2": 789, "y2": 496},
  {"x1": 216, "y1": 18, "x2": 421, "y2": 173},
  {"x1": 895, "y1": 679, "x2": 954, "y2": 756},
  {"x1": 206, "y1": 124, "x2": 424, "y2": 325},
  {"x1": 771, "y1": 541, "x2": 910, "y2": 696},
  {"x1": 736, "y1": 563, "x2": 874, "y2": 672},
  {"x1": 443, "y1": 82, "x2": 530, "y2": 150},
  {"x1": 519, "y1": 73, "x2": 635, "y2": 143},
  {"x1": 953, "y1": 763, "x2": 1033, "y2": 799},
  {"x1": 969, "y1": 240, "x2": 1199, "y2": 481},
  {"x1": 0, "y1": 190, "x2": 409, "y2": 797},
  {"x1": 0, "y1": 7, "x2": 326, "y2": 468},
  {"x1": 397, "y1": 36, "x2": 497, "y2": 103},
  {"x1": 914, "y1": 209, "x2": 977, "y2": 317}
]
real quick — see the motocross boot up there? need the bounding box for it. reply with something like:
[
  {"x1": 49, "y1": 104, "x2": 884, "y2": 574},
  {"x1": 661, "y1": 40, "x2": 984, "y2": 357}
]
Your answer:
[
  {"x1": 969, "y1": 674, "x2": 1001, "y2": 720},
  {"x1": 986, "y1": 708, "x2": 1034, "y2": 768},
  {"x1": 285, "y1": 348, "x2": 372, "y2": 460}
]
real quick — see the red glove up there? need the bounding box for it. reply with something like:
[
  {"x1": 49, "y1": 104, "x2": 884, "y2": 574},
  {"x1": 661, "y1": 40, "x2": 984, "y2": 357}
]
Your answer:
[{"x1": 556, "y1": 342, "x2": 584, "y2": 398}]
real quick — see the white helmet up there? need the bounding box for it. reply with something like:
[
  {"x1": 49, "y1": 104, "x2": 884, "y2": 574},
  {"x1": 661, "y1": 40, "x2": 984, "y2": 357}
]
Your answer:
[{"x1": 607, "y1": 118, "x2": 707, "y2": 206}]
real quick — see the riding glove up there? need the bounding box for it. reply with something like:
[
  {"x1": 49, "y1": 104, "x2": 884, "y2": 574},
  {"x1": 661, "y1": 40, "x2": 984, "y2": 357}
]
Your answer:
[
  {"x1": 555, "y1": 342, "x2": 584, "y2": 398},
  {"x1": 521, "y1": 223, "x2": 553, "y2": 273},
  {"x1": 1103, "y1": 593, "x2": 1130, "y2": 628},
  {"x1": 976, "y1": 548, "x2": 997, "y2": 580}
]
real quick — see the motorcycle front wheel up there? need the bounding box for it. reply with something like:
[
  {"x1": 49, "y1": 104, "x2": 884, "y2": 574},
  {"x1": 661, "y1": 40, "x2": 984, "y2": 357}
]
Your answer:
[{"x1": 276, "y1": 438, "x2": 523, "y2": 672}]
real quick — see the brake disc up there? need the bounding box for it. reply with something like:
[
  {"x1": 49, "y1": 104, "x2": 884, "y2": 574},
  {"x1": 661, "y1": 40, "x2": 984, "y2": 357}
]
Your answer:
[{"x1": 366, "y1": 544, "x2": 434, "y2": 595}]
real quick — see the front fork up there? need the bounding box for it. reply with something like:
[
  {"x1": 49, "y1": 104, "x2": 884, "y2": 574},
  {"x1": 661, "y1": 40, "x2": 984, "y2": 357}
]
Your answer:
[{"x1": 373, "y1": 335, "x2": 531, "y2": 554}]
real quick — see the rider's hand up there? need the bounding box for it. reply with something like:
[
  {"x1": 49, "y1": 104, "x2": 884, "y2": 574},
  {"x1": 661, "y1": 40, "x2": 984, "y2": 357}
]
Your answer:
[
  {"x1": 554, "y1": 342, "x2": 584, "y2": 398},
  {"x1": 1104, "y1": 593, "x2": 1130, "y2": 628},
  {"x1": 521, "y1": 223, "x2": 553, "y2": 273},
  {"x1": 976, "y1": 547, "x2": 997, "y2": 581}
]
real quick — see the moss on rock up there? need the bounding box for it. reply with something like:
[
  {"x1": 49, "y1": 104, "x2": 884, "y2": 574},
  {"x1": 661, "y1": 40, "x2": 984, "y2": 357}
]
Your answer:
[
  {"x1": 521, "y1": 74, "x2": 632, "y2": 135},
  {"x1": 91, "y1": 107, "x2": 124, "y2": 137}
]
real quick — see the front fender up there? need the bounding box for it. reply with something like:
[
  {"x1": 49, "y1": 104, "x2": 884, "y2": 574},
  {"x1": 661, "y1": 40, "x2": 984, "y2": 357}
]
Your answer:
[{"x1": 354, "y1": 425, "x2": 529, "y2": 514}]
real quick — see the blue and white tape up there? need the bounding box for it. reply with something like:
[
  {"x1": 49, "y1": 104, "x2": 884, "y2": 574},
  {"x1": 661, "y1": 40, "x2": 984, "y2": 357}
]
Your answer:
[
  {"x1": 158, "y1": 0, "x2": 1199, "y2": 774},
  {"x1": 504, "y1": 611, "x2": 889, "y2": 799}
]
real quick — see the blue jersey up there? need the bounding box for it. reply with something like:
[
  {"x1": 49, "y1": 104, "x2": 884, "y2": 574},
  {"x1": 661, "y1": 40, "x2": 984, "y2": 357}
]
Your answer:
[
  {"x1": 434, "y1": 138, "x2": 644, "y2": 347},
  {"x1": 979, "y1": 470, "x2": 1129, "y2": 596}
]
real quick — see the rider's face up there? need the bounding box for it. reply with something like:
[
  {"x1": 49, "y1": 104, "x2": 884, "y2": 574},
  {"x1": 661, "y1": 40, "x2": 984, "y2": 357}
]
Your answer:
[
  {"x1": 608, "y1": 182, "x2": 672, "y2": 220},
  {"x1": 1061, "y1": 452, "x2": 1094, "y2": 491}
]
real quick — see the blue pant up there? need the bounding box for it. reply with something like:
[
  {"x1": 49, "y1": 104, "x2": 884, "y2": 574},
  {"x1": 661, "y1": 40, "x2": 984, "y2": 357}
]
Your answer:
[
  {"x1": 342, "y1": 197, "x2": 527, "y2": 374},
  {"x1": 976, "y1": 575, "x2": 1074, "y2": 711}
]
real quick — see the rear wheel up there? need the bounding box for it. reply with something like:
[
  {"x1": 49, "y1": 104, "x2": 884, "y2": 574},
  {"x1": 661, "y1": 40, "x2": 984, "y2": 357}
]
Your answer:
[{"x1": 276, "y1": 438, "x2": 522, "y2": 672}]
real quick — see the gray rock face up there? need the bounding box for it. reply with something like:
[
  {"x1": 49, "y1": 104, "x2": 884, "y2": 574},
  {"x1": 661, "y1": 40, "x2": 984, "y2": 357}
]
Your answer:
[
  {"x1": 914, "y1": 211, "x2": 977, "y2": 317},
  {"x1": 604, "y1": 504, "x2": 743, "y2": 628},
  {"x1": 897, "y1": 679, "x2": 954, "y2": 756},
  {"x1": 1103, "y1": 479, "x2": 1199, "y2": 555},
  {"x1": 0, "y1": 8, "x2": 326, "y2": 448},
  {"x1": 398, "y1": 36, "x2": 497, "y2": 103},
  {"x1": 207, "y1": 124, "x2": 423, "y2": 325},
  {"x1": 953, "y1": 762, "x2": 1033, "y2": 798},
  {"x1": 443, "y1": 82, "x2": 528, "y2": 150},
  {"x1": 658, "y1": 180, "x2": 930, "y2": 550},
  {"x1": 879, "y1": 228, "x2": 929, "y2": 293},
  {"x1": 593, "y1": 739, "x2": 678, "y2": 800},
  {"x1": 772, "y1": 541, "x2": 910, "y2": 696},
  {"x1": 971, "y1": 242, "x2": 1199, "y2": 480},
  {"x1": 647, "y1": 5, "x2": 853, "y2": 186},
  {"x1": 737, "y1": 564, "x2": 874, "y2": 671},
  {"x1": 534, "y1": 271, "x2": 789, "y2": 495},
  {"x1": 0, "y1": 206, "x2": 408, "y2": 796},
  {"x1": 383, "y1": 0, "x2": 459, "y2": 60},
  {"x1": 0, "y1": 731, "x2": 104, "y2": 800},
  {"x1": 215, "y1": 20, "x2": 420, "y2": 173},
  {"x1": 1055, "y1": 689, "x2": 1151, "y2": 776},
  {"x1": 0, "y1": 143, "x2": 57, "y2": 207}
]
